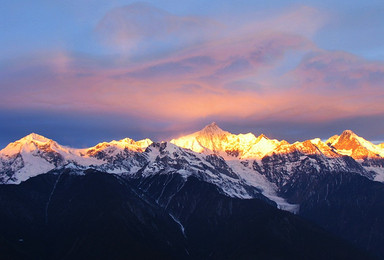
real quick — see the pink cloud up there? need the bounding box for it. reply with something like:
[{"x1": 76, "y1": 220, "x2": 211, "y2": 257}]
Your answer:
[{"x1": 2, "y1": 4, "x2": 384, "y2": 126}]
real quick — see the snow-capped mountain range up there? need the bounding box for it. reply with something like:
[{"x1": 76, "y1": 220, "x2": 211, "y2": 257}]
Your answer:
[{"x1": 1, "y1": 123, "x2": 383, "y2": 212}]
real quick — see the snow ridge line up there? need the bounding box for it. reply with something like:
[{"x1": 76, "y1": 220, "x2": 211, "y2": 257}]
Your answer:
[
  {"x1": 45, "y1": 172, "x2": 64, "y2": 225},
  {"x1": 169, "y1": 213, "x2": 186, "y2": 238}
]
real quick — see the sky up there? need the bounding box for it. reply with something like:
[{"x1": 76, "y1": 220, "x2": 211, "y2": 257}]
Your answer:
[{"x1": 1, "y1": 0, "x2": 384, "y2": 148}]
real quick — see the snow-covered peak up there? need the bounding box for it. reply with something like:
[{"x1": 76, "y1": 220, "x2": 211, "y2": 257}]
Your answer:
[
  {"x1": 199, "y1": 122, "x2": 229, "y2": 136},
  {"x1": 135, "y1": 138, "x2": 153, "y2": 149},
  {"x1": 21, "y1": 133, "x2": 52, "y2": 143},
  {"x1": 1, "y1": 128, "x2": 384, "y2": 186},
  {"x1": 107, "y1": 137, "x2": 152, "y2": 151},
  {"x1": 0, "y1": 133, "x2": 151, "y2": 184},
  {"x1": 85, "y1": 137, "x2": 153, "y2": 159},
  {"x1": 240, "y1": 134, "x2": 282, "y2": 159},
  {"x1": 0, "y1": 133, "x2": 85, "y2": 184},
  {"x1": 326, "y1": 135, "x2": 339, "y2": 145},
  {"x1": 326, "y1": 130, "x2": 384, "y2": 159},
  {"x1": 145, "y1": 141, "x2": 190, "y2": 160},
  {"x1": 170, "y1": 123, "x2": 230, "y2": 154},
  {"x1": 310, "y1": 138, "x2": 322, "y2": 145},
  {"x1": 170, "y1": 124, "x2": 284, "y2": 159},
  {"x1": 309, "y1": 138, "x2": 339, "y2": 157},
  {"x1": 0, "y1": 133, "x2": 57, "y2": 157},
  {"x1": 326, "y1": 130, "x2": 360, "y2": 145},
  {"x1": 1, "y1": 128, "x2": 384, "y2": 213},
  {"x1": 341, "y1": 129, "x2": 356, "y2": 137}
]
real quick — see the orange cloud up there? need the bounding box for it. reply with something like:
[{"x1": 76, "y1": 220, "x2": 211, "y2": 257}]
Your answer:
[{"x1": 1, "y1": 4, "x2": 384, "y2": 127}]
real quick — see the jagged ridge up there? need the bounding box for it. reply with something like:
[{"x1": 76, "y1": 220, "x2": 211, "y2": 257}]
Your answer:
[
  {"x1": 0, "y1": 123, "x2": 384, "y2": 209},
  {"x1": 1, "y1": 124, "x2": 384, "y2": 257}
]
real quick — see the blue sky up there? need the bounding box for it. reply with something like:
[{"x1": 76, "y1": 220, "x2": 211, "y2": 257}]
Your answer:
[
  {"x1": 1, "y1": 0, "x2": 384, "y2": 147},
  {"x1": 3, "y1": 0, "x2": 383, "y2": 58}
]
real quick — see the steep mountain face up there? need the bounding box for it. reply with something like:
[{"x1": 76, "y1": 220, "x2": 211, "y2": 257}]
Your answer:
[
  {"x1": 0, "y1": 134, "x2": 298, "y2": 211},
  {"x1": 327, "y1": 130, "x2": 384, "y2": 159},
  {"x1": 2, "y1": 126, "x2": 383, "y2": 186},
  {"x1": 171, "y1": 125, "x2": 384, "y2": 182},
  {"x1": 0, "y1": 169, "x2": 374, "y2": 260},
  {"x1": 171, "y1": 122, "x2": 282, "y2": 159},
  {"x1": 253, "y1": 148, "x2": 371, "y2": 192},
  {"x1": 85, "y1": 138, "x2": 152, "y2": 162},
  {"x1": 0, "y1": 134, "x2": 153, "y2": 184},
  {"x1": 1, "y1": 127, "x2": 383, "y2": 210},
  {"x1": 133, "y1": 142, "x2": 297, "y2": 210},
  {"x1": 0, "y1": 133, "x2": 80, "y2": 183},
  {"x1": 326, "y1": 130, "x2": 384, "y2": 181},
  {"x1": 1, "y1": 124, "x2": 384, "y2": 258}
]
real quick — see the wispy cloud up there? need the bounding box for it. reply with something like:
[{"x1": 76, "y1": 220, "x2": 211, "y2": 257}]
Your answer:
[
  {"x1": 95, "y1": 2, "x2": 220, "y2": 56},
  {"x1": 1, "y1": 2, "x2": 384, "y2": 141}
]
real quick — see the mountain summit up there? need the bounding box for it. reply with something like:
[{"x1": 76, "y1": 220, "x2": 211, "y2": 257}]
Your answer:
[
  {"x1": 327, "y1": 130, "x2": 384, "y2": 159},
  {"x1": 1, "y1": 125, "x2": 384, "y2": 184},
  {"x1": 1, "y1": 133, "x2": 56, "y2": 156},
  {"x1": 0, "y1": 133, "x2": 152, "y2": 184},
  {"x1": 170, "y1": 122, "x2": 281, "y2": 158},
  {"x1": 199, "y1": 122, "x2": 228, "y2": 136},
  {"x1": 1, "y1": 125, "x2": 384, "y2": 258}
]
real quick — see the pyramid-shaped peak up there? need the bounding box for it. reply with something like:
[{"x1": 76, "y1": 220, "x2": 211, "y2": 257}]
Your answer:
[
  {"x1": 326, "y1": 130, "x2": 359, "y2": 146},
  {"x1": 20, "y1": 133, "x2": 52, "y2": 143},
  {"x1": 257, "y1": 134, "x2": 269, "y2": 140},
  {"x1": 341, "y1": 130, "x2": 357, "y2": 136},
  {"x1": 339, "y1": 130, "x2": 360, "y2": 140},
  {"x1": 1, "y1": 133, "x2": 54, "y2": 156},
  {"x1": 199, "y1": 122, "x2": 228, "y2": 135},
  {"x1": 205, "y1": 122, "x2": 220, "y2": 129}
]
